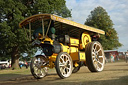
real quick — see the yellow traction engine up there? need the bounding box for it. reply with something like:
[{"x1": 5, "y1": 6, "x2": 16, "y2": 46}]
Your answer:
[{"x1": 19, "y1": 14, "x2": 105, "y2": 79}]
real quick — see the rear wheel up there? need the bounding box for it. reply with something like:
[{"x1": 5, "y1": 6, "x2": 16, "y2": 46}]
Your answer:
[
  {"x1": 72, "y1": 62, "x2": 82, "y2": 73},
  {"x1": 55, "y1": 52, "x2": 73, "y2": 79},
  {"x1": 30, "y1": 55, "x2": 48, "y2": 79},
  {"x1": 85, "y1": 41, "x2": 105, "y2": 72}
]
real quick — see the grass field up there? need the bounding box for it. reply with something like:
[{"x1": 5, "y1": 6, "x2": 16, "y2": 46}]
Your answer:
[
  {"x1": 0, "y1": 61, "x2": 128, "y2": 85},
  {"x1": 0, "y1": 67, "x2": 31, "y2": 81}
]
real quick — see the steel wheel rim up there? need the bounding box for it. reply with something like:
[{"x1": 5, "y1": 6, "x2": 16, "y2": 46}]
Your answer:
[
  {"x1": 92, "y1": 42, "x2": 105, "y2": 71},
  {"x1": 59, "y1": 54, "x2": 72, "y2": 77},
  {"x1": 33, "y1": 57, "x2": 47, "y2": 77}
]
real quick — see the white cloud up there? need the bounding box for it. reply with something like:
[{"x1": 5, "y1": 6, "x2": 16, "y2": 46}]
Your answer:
[{"x1": 66, "y1": 0, "x2": 128, "y2": 52}]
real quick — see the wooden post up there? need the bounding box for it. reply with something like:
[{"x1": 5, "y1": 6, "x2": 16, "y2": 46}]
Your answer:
[
  {"x1": 29, "y1": 22, "x2": 31, "y2": 41},
  {"x1": 45, "y1": 19, "x2": 52, "y2": 37},
  {"x1": 42, "y1": 19, "x2": 44, "y2": 38}
]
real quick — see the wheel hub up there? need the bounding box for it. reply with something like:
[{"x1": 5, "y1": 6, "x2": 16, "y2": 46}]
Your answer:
[{"x1": 94, "y1": 51, "x2": 99, "y2": 61}]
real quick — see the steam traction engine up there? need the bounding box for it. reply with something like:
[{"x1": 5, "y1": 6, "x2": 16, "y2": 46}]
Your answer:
[{"x1": 19, "y1": 14, "x2": 105, "y2": 79}]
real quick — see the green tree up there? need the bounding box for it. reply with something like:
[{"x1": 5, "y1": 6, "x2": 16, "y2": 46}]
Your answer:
[
  {"x1": 0, "y1": 0, "x2": 71, "y2": 69},
  {"x1": 22, "y1": 0, "x2": 71, "y2": 17},
  {"x1": 85, "y1": 6, "x2": 122, "y2": 50}
]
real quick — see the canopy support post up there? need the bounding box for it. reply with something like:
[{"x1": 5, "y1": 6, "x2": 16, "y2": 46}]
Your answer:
[
  {"x1": 29, "y1": 22, "x2": 31, "y2": 41},
  {"x1": 42, "y1": 19, "x2": 44, "y2": 39},
  {"x1": 23, "y1": 27, "x2": 29, "y2": 40},
  {"x1": 45, "y1": 19, "x2": 52, "y2": 37}
]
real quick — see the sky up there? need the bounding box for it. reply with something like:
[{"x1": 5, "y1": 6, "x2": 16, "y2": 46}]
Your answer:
[{"x1": 66, "y1": 0, "x2": 128, "y2": 52}]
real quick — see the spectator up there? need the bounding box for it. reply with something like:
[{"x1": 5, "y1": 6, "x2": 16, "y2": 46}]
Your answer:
[
  {"x1": 125, "y1": 51, "x2": 128, "y2": 63},
  {"x1": 8, "y1": 64, "x2": 11, "y2": 68},
  {"x1": 110, "y1": 53, "x2": 114, "y2": 63},
  {"x1": 19, "y1": 63, "x2": 22, "y2": 69},
  {"x1": 116, "y1": 55, "x2": 119, "y2": 61},
  {"x1": 25, "y1": 61, "x2": 28, "y2": 69}
]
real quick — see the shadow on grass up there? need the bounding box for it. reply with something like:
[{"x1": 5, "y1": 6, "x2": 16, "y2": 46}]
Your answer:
[
  {"x1": 0, "y1": 74, "x2": 36, "y2": 85},
  {"x1": 46, "y1": 75, "x2": 128, "y2": 85},
  {"x1": 0, "y1": 73, "x2": 61, "y2": 85},
  {"x1": 104, "y1": 68, "x2": 128, "y2": 72},
  {"x1": 0, "y1": 73, "x2": 128, "y2": 85},
  {"x1": 0, "y1": 74, "x2": 34, "y2": 80}
]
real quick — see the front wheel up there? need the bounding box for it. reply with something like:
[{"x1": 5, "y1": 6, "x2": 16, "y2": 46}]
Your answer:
[
  {"x1": 55, "y1": 52, "x2": 73, "y2": 79},
  {"x1": 30, "y1": 55, "x2": 48, "y2": 79},
  {"x1": 85, "y1": 41, "x2": 105, "y2": 72}
]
